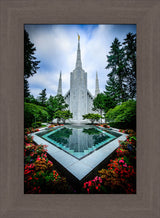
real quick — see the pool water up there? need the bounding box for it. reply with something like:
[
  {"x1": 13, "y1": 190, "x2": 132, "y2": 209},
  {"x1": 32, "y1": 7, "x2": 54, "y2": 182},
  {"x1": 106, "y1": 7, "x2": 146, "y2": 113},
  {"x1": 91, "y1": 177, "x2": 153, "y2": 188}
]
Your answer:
[{"x1": 40, "y1": 125, "x2": 118, "y2": 159}]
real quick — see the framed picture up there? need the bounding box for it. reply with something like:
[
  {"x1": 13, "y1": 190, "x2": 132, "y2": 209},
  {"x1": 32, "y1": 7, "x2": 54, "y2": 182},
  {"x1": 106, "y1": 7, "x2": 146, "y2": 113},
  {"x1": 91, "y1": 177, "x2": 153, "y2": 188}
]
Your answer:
[
  {"x1": 24, "y1": 24, "x2": 136, "y2": 194},
  {"x1": 0, "y1": 0, "x2": 160, "y2": 217}
]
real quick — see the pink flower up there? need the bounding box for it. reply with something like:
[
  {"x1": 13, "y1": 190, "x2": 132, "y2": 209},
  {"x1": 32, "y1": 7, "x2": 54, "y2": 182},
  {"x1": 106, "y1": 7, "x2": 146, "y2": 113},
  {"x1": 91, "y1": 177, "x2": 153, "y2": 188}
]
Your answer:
[
  {"x1": 119, "y1": 160, "x2": 124, "y2": 164},
  {"x1": 99, "y1": 178, "x2": 102, "y2": 183},
  {"x1": 95, "y1": 176, "x2": 98, "y2": 181},
  {"x1": 48, "y1": 160, "x2": 52, "y2": 164},
  {"x1": 123, "y1": 163, "x2": 127, "y2": 167},
  {"x1": 88, "y1": 181, "x2": 92, "y2": 187}
]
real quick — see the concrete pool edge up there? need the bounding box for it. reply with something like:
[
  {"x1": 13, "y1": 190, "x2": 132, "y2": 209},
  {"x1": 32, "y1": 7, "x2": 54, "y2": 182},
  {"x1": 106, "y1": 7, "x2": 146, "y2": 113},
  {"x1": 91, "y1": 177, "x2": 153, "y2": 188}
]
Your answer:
[
  {"x1": 40, "y1": 126, "x2": 117, "y2": 160},
  {"x1": 30, "y1": 127, "x2": 128, "y2": 181}
]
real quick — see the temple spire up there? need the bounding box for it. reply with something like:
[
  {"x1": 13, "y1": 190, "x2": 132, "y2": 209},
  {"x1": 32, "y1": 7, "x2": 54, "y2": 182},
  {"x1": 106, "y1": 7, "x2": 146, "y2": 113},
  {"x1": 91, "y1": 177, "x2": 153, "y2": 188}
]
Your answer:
[
  {"x1": 57, "y1": 71, "x2": 62, "y2": 95},
  {"x1": 75, "y1": 34, "x2": 82, "y2": 68},
  {"x1": 95, "y1": 71, "x2": 100, "y2": 97}
]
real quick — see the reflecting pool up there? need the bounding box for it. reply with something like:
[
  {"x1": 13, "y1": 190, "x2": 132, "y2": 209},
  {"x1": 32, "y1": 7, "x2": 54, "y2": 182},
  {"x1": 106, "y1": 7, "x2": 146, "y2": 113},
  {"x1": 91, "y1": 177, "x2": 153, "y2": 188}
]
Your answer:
[{"x1": 38, "y1": 125, "x2": 120, "y2": 159}]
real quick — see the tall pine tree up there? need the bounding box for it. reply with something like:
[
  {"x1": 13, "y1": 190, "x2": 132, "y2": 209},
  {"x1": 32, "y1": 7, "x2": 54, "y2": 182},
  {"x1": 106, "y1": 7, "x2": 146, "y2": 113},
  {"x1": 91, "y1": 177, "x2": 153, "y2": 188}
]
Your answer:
[
  {"x1": 105, "y1": 38, "x2": 128, "y2": 104},
  {"x1": 38, "y1": 88, "x2": 47, "y2": 106},
  {"x1": 123, "y1": 32, "x2": 136, "y2": 99},
  {"x1": 24, "y1": 29, "x2": 40, "y2": 98}
]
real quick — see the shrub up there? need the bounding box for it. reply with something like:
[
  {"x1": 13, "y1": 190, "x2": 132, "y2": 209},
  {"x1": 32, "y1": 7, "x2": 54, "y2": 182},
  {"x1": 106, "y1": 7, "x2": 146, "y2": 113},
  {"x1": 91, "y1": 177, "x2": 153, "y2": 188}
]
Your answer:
[
  {"x1": 106, "y1": 100, "x2": 136, "y2": 130},
  {"x1": 98, "y1": 158, "x2": 136, "y2": 194},
  {"x1": 32, "y1": 121, "x2": 42, "y2": 128},
  {"x1": 82, "y1": 176, "x2": 103, "y2": 194},
  {"x1": 82, "y1": 113, "x2": 102, "y2": 124},
  {"x1": 24, "y1": 102, "x2": 48, "y2": 128},
  {"x1": 24, "y1": 139, "x2": 73, "y2": 194}
]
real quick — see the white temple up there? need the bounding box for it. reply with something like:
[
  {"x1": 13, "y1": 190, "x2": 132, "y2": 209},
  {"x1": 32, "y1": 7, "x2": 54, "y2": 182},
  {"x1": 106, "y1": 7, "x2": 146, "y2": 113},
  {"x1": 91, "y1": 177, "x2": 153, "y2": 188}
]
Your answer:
[{"x1": 57, "y1": 35, "x2": 100, "y2": 122}]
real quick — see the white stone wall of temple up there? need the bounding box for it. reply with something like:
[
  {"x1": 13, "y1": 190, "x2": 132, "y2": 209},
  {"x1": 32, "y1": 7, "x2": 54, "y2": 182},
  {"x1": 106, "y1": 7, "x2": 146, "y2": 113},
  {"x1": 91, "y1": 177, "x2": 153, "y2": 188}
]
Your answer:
[{"x1": 58, "y1": 36, "x2": 101, "y2": 123}]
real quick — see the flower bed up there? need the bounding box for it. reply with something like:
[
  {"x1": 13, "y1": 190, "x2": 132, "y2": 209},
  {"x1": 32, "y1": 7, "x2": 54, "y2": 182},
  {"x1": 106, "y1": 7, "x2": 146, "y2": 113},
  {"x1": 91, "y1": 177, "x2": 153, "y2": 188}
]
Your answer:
[
  {"x1": 24, "y1": 129, "x2": 73, "y2": 194},
  {"x1": 48, "y1": 124, "x2": 64, "y2": 128},
  {"x1": 95, "y1": 123, "x2": 110, "y2": 128},
  {"x1": 24, "y1": 127, "x2": 40, "y2": 135},
  {"x1": 24, "y1": 127, "x2": 136, "y2": 194},
  {"x1": 82, "y1": 129, "x2": 136, "y2": 194}
]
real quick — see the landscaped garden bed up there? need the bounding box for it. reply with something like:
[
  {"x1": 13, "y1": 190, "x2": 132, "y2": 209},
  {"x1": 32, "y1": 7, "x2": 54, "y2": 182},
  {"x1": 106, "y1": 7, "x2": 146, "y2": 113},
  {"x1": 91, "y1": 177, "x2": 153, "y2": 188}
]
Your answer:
[
  {"x1": 81, "y1": 129, "x2": 136, "y2": 194},
  {"x1": 24, "y1": 126, "x2": 136, "y2": 194},
  {"x1": 24, "y1": 130, "x2": 74, "y2": 194}
]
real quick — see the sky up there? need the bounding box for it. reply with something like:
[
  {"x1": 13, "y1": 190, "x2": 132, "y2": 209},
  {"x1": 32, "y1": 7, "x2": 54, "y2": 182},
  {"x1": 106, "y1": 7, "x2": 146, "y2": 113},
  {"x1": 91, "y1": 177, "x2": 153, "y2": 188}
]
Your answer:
[{"x1": 25, "y1": 24, "x2": 136, "y2": 98}]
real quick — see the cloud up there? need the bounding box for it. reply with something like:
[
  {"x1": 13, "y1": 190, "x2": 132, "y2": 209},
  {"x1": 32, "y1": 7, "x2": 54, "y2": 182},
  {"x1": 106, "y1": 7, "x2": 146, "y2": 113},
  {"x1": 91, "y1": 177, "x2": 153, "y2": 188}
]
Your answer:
[{"x1": 25, "y1": 24, "x2": 136, "y2": 98}]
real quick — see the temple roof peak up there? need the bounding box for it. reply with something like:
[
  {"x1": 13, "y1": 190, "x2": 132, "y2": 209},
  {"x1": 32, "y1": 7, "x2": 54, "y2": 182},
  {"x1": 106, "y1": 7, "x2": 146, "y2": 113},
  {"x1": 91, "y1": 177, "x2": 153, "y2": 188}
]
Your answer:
[{"x1": 75, "y1": 34, "x2": 82, "y2": 69}]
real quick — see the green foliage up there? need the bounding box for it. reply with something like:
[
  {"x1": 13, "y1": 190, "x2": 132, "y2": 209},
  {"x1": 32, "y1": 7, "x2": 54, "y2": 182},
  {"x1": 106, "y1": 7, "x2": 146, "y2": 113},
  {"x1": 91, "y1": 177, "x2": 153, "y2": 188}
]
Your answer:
[
  {"x1": 105, "y1": 38, "x2": 128, "y2": 103},
  {"x1": 53, "y1": 110, "x2": 72, "y2": 124},
  {"x1": 24, "y1": 29, "x2": 40, "y2": 98},
  {"x1": 37, "y1": 88, "x2": 47, "y2": 106},
  {"x1": 24, "y1": 102, "x2": 49, "y2": 128},
  {"x1": 105, "y1": 100, "x2": 136, "y2": 130},
  {"x1": 93, "y1": 93, "x2": 117, "y2": 114},
  {"x1": 24, "y1": 79, "x2": 30, "y2": 98},
  {"x1": 109, "y1": 121, "x2": 136, "y2": 131},
  {"x1": 31, "y1": 121, "x2": 42, "y2": 128},
  {"x1": 25, "y1": 94, "x2": 38, "y2": 104},
  {"x1": 123, "y1": 33, "x2": 136, "y2": 99},
  {"x1": 82, "y1": 113, "x2": 102, "y2": 124},
  {"x1": 47, "y1": 95, "x2": 68, "y2": 121},
  {"x1": 24, "y1": 29, "x2": 40, "y2": 79},
  {"x1": 93, "y1": 93, "x2": 105, "y2": 114},
  {"x1": 105, "y1": 33, "x2": 136, "y2": 104}
]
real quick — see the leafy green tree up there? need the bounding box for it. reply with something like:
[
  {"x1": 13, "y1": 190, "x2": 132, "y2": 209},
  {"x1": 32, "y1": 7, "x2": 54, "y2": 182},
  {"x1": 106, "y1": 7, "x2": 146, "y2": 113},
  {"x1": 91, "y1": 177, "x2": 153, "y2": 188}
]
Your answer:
[
  {"x1": 54, "y1": 95, "x2": 68, "y2": 111},
  {"x1": 53, "y1": 110, "x2": 62, "y2": 124},
  {"x1": 53, "y1": 110, "x2": 72, "y2": 124},
  {"x1": 24, "y1": 29, "x2": 40, "y2": 99},
  {"x1": 25, "y1": 94, "x2": 39, "y2": 104},
  {"x1": 93, "y1": 93, "x2": 117, "y2": 123},
  {"x1": 102, "y1": 92, "x2": 117, "y2": 112},
  {"x1": 61, "y1": 110, "x2": 73, "y2": 123},
  {"x1": 82, "y1": 113, "x2": 102, "y2": 124},
  {"x1": 46, "y1": 95, "x2": 68, "y2": 121},
  {"x1": 123, "y1": 32, "x2": 136, "y2": 99},
  {"x1": 93, "y1": 93, "x2": 105, "y2": 116},
  {"x1": 24, "y1": 102, "x2": 49, "y2": 128},
  {"x1": 38, "y1": 88, "x2": 47, "y2": 106},
  {"x1": 106, "y1": 38, "x2": 128, "y2": 103}
]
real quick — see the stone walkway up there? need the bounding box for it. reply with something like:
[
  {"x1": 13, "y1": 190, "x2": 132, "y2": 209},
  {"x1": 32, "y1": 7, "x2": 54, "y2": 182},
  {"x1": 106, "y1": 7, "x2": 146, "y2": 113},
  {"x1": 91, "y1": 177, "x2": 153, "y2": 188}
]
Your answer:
[{"x1": 31, "y1": 127, "x2": 127, "y2": 181}]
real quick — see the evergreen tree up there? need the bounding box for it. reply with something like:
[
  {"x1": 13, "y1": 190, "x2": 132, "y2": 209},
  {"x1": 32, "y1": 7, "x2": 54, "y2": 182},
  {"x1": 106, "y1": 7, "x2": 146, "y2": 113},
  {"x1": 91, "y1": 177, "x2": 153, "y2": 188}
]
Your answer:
[
  {"x1": 38, "y1": 88, "x2": 47, "y2": 106},
  {"x1": 24, "y1": 78, "x2": 30, "y2": 98},
  {"x1": 105, "y1": 38, "x2": 128, "y2": 103},
  {"x1": 24, "y1": 29, "x2": 40, "y2": 98},
  {"x1": 123, "y1": 33, "x2": 136, "y2": 99}
]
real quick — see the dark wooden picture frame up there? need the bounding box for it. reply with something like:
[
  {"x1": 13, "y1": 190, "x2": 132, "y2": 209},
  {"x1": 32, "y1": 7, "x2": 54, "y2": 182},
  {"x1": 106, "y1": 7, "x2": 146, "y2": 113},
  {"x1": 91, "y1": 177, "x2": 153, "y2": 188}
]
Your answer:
[{"x1": 0, "y1": 0, "x2": 160, "y2": 217}]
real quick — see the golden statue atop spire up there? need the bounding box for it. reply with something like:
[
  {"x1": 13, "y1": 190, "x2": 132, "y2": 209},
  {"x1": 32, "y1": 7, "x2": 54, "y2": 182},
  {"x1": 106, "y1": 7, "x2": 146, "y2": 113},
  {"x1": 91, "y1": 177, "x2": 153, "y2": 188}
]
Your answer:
[{"x1": 78, "y1": 33, "x2": 80, "y2": 41}]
